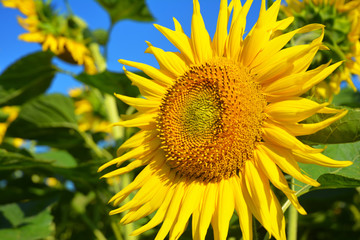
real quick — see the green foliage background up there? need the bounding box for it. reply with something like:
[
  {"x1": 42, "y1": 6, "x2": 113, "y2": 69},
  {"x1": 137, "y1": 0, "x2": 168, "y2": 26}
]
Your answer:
[{"x1": 1, "y1": 0, "x2": 360, "y2": 240}]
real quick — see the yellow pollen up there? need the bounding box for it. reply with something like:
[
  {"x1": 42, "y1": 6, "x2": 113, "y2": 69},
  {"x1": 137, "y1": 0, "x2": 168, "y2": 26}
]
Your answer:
[{"x1": 157, "y1": 60, "x2": 267, "y2": 182}]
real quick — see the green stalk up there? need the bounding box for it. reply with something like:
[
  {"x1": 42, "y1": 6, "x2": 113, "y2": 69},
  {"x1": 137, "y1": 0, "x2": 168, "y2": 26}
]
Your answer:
[
  {"x1": 89, "y1": 43, "x2": 123, "y2": 140},
  {"x1": 111, "y1": 221, "x2": 124, "y2": 240},
  {"x1": 104, "y1": 94, "x2": 123, "y2": 139},
  {"x1": 79, "y1": 131, "x2": 112, "y2": 160},
  {"x1": 253, "y1": 218, "x2": 258, "y2": 240},
  {"x1": 287, "y1": 178, "x2": 298, "y2": 240},
  {"x1": 90, "y1": 41, "x2": 136, "y2": 240},
  {"x1": 121, "y1": 171, "x2": 137, "y2": 240},
  {"x1": 79, "y1": 213, "x2": 107, "y2": 240}
]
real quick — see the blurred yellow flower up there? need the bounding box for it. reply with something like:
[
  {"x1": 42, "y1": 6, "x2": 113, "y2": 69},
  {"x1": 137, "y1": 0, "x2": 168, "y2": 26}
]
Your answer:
[
  {"x1": 2, "y1": 0, "x2": 97, "y2": 74},
  {"x1": 0, "y1": 106, "x2": 23, "y2": 147},
  {"x1": 45, "y1": 177, "x2": 60, "y2": 187},
  {"x1": 282, "y1": 0, "x2": 360, "y2": 100},
  {"x1": 69, "y1": 87, "x2": 110, "y2": 133}
]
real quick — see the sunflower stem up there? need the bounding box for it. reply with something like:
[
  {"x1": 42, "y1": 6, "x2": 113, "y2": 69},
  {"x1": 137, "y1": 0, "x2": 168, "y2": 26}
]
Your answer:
[
  {"x1": 79, "y1": 131, "x2": 112, "y2": 160},
  {"x1": 252, "y1": 218, "x2": 259, "y2": 240},
  {"x1": 104, "y1": 94, "x2": 123, "y2": 139},
  {"x1": 104, "y1": 23, "x2": 114, "y2": 60},
  {"x1": 287, "y1": 178, "x2": 298, "y2": 240},
  {"x1": 90, "y1": 39, "x2": 134, "y2": 240},
  {"x1": 89, "y1": 42, "x2": 123, "y2": 140},
  {"x1": 121, "y1": 172, "x2": 138, "y2": 240},
  {"x1": 111, "y1": 220, "x2": 124, "y2": 240},
  {"x1": 79, "y1": 213, "x2": 107, "y2": 240}
]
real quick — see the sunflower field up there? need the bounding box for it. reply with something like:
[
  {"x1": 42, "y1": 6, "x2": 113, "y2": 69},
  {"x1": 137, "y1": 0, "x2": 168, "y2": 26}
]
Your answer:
[{"x1": 1, "y1": 0, "x2": 360, "y2": 240}]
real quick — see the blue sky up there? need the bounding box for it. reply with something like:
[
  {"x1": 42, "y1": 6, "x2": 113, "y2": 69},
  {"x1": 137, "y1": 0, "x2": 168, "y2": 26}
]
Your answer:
[{"x1": 0, "y1": 0, "x2": 263, "y2": 94}]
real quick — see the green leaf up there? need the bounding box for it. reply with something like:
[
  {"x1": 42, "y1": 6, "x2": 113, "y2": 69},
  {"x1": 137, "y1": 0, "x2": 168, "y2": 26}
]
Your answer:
[
  {"x1": 299, "y1": 107, "x2": 360, "y2": 144},
  {"x1": 332, "y1": 87, "x2": 360, "y2": 108},
  {"x1": 0, "y1": 202, "x2": 53, "y2": 240},
  {"x1": 34, "y1": 150, "x2": 77, "y2": 168},
  {"x1": 95, "y1": 0, "x2": 154, "y2": 24},
  {"x1": 0, "y1": 149, "x2": 56, "y2": 170},
  {"x1": 0, "y1": 51, "x2": 55, "y2": 107},
  {"x1": 0, "y1": 203, "x2": 24, "y2": 227},
  {"x1": 295, "y1": 141, "x2": 360, "y2": 195},
  {"x1": 76, "y1": 70, "x2": 139, "y2": 96},
  {"x1": 6, "y1": 94, "x2": 84, "y2": 148},
  {"x1": 0, "y1": 149, "x2": 101, "y2": 186}
]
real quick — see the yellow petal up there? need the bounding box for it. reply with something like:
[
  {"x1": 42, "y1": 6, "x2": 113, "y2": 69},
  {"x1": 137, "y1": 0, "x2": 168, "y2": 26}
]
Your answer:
[
  {"x1": 112, "y1": 112, "x2": 158, "y2": 128},
  {"x1": 266, "y1": 97, "x2": 329, "y2": 123},
  {"x1": 154, "y1": 21, "x2": 195, "y2": 64},
  {"x1": 123, "y1": 66, "x2": 166, "y2": 99},
  {"x1": 255, "y1": 144, "x2": 306, "y2": 215},
  {"x1": 191, "y1": 0, "x2": 213, "y2": 63},
  {"x1": 268, "y1": 186, "x2": 286, "y2": 240},
  {"x1": 241, "y1": 0, "x2": 280, "y2": 66},
  {"x1": 103, "y1": 150, "x2": 161, "y2": 179},
  {"x1": 131, "y1": 176, "x2": 179, "y2": 236},
  {"x1": 293, "y1": 150, "x2": 353, "y2": 168},
  {"x1": 193, "y1": 181, "x2": 217, "y2": 240},
  {"x1": 261, "y1": 143, "x2": 320, "y2": 187},
  {"x1": 121, "y1": 179, "x2": 172, "y2": 224},
  {"x1": 155, "y1": 180, "x2": 186, "y2": 240},
  {"x1": 84, "y1": 56, "x2": 97, "y2": 75},
  {"x1": 170, "y1": 181, "x2": 205, "y2": 240},
  {"x1": 244, "y1": 160, "x2": 281, "y2": 239},
  {"x1": 263, "y1": 61, "x2": 341, "y2": 99},
  {"x1": 228, "y1": 0, "x2": 252, "y2": 60},
  {"x1": 98, "y1": 138, "x2": 160, "y2": 172},
  {"x1": 117, "y1": 129, "x2": 158, "y2": 156},
  {"x1": 251, "y1": 24, "x2": 323, "y2": 68},
  {"x1": 111, "y1": 177, "x2": 161, "y2": 214},
  {"x1": 108, "y1": 163, "x2": 156, "y2": 204},
  {"x1": 145, "y1": 41, "x2": 188, "y2": 76},
  {"x1": 231, "y1": 176, "x2": 252, "y2": 240},
  {"x1": 111, "y1": 162, "x2": 170, "y2": 214},
  {"x1": 119, "y1": 59, "x2": 174, "y2": 86},
  {"x1": 253, "y1": 29, "x2": 324, "y2": 84},
  {"x1": 212, "y1": 0, "x2": 228, "y2": 57},
  {"x1": 18, "y1": 32, "x2": 45, "y2": 42},
  {"x1": 271, "y1": 16, "x2": 294, "y2": 32},
  {"x1": 115, "y1": 93, "x2": 160, "y2": 112},
  {"x1": 262, "y1": 121, "x2": 323, "y2": 153},
  {"x1": 282, "y1": 109, "x2": 348, "y2": 136},
  {"x1": 211, "y1": 178, "x2": 235, "y2": 240},
  {"x1": 42, "y1": 34, "x2": 60, "y2": 54}
]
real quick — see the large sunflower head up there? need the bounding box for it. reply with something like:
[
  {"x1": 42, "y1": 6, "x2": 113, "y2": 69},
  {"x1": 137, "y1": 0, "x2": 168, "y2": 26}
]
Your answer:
[
  {"x1": 281, "y1": 0, "x2": 360, "y2": 99},
  {"x1": 2, "y1": 0, "x2": 97, "y2": 74},
  {"x1": 100, "y1": 0, "x2": 352, "y2": 239}
]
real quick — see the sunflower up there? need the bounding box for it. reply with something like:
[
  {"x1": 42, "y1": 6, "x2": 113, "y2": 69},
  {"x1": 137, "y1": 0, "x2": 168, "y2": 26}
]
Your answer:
[
  {"x1": 99, "y1": 0, "x2": 352, "y2": 239},
  {"x1": 2, "y1": 0, "x2": 97, "y2": 74},
  {"x1": 281, "y1": 0, "x2": 360, "y2": 99}
]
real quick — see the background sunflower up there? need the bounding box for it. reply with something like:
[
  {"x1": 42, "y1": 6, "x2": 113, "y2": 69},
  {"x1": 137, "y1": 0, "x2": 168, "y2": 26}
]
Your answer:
[
  {"x1": 2, "y1": 0, "x2": 97, "y2": 74},
  {"x1": 280, "y1": 0, "x2": 360, "y2": 100}
]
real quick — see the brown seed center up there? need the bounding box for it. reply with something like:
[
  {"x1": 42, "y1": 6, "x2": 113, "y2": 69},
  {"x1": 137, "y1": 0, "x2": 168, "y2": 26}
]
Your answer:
[{"x1": 157, "y1": 60, "x2": 266, "y2": 182}]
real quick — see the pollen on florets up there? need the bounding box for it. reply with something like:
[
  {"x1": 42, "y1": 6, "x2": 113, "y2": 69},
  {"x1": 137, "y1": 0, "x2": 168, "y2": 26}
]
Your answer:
[{"x1": 157, "y1": 59, "x2": 267, "y2": 182}]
